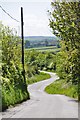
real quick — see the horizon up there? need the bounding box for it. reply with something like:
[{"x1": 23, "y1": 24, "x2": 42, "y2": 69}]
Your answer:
[{"x1": 24, "y1": 35, "x2": 56, "y2": 37}]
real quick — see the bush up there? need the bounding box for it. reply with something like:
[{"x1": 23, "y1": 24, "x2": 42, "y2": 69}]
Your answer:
[
  {"x1": 1, "y1": 23, "x2": 30, "y2": 111},
  {"x1": 2, "y1": 63, "x2": 30, "y2": 111}
]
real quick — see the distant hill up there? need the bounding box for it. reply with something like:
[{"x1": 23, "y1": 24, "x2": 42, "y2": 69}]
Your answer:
[
  {"x1": 24, "y1": 36, "x2": 60, "y2": 48},
  {"x1": 24, "y1": 36, "x2": 59, "y2": 41}
]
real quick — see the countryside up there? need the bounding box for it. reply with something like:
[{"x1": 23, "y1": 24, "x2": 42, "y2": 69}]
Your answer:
[{"x1": 0, "y1": 0, "x2": 80, "y2": 119}]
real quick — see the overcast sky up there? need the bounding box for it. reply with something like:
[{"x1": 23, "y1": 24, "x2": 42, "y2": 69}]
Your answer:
[{"x1": 0, "y1": 0, "x2": 54, "y2": 36}]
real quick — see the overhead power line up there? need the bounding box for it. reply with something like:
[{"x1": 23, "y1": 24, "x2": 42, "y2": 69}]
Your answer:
[{"x1": 0, "y1": 5, "x2": 20, "y2": 22}]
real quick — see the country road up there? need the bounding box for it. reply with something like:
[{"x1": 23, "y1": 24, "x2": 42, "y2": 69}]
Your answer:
[{"x1": 2, "y1": 72, "x2": 78, "y2": 118}]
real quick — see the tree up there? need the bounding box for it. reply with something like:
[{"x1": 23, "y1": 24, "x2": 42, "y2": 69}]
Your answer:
[
  {"x1": 0, "y1": 22, "x2": 30, "y2": 110},
  {"x1": 49, "y1": 1, "x2": 80, "y2": 94},
  {"x1": 45, "y1": 40, "x2": 48, "y2": 46},
  {"x1": 25, "y1": 40, "x2": 30, "y2": 48}
]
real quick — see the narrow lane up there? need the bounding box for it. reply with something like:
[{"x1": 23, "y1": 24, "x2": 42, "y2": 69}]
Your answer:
[{"x1": 2, "y1": 72, "x2": 78, "y2": 118}]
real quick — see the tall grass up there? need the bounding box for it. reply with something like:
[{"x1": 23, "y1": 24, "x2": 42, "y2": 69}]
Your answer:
[
  {"x1": 2, "y1": 77, "x2": 30, "y2": 111},
  {"x1": 27, "y1": 72, "x2": 51, "y2": 85},
  {"x1": 45, "y1": 79, "x2": 78, "y2": 99}
]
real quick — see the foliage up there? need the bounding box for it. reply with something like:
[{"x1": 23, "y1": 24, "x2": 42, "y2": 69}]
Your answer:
[
  {"x1": 48, "y1": 1, "x2": 80, "y2": 100},
  {"x1": 27, "y1": 72, "x2": 51, "y2": 85},
  {"x1": 45, "y1": 79, "x2": 78, "y2": 99},
  {"x1": 25, "y1": 40, "x2": 30, "y2": 48},
  {"x1": 25, "y1": 50, "x2": 57, "y2": 72},
  {"x1": 1, "y1": 22, "x2": 55, "y2": 110},
  {"x1": 0, "y1": 23, "x2": 29, "y2": 110},
  {"x1": 24, "y1": 36, "x2": 60, "y2": 48}
]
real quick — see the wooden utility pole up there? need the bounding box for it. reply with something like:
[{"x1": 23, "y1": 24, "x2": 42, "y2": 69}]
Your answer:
[
  {"x1": 21, "y1": 7, "x2": 27, "y2": 90},
  {"x1": 21, "y1": 7, "x2": 24, "y2": 67}
]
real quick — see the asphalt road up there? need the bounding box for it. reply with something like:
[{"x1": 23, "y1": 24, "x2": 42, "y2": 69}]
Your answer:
[{"x1": 2, "y1": 72, "x2": 78, "y2": 118}]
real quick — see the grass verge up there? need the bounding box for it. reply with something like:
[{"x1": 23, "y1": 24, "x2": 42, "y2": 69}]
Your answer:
[
  {"x1": 27, "y1": 72, "x2": 51, "y2": 84},
  {"x1": 45, "y1": 79, "x2": 78, "y2": 99}
]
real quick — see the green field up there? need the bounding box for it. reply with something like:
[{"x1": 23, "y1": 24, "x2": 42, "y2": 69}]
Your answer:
[{"x1": 25, "y1": 46, "x2": 60, "y2": 53}]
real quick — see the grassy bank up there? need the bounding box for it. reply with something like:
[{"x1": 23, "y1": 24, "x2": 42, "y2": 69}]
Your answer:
[
  {"x1": 45, "y1": 79, "x2": 78, "y2": 99},
  {"x1": 2, "y1": 64, "x2": 30, "y2": 111},
  {"x1": 2, "y1": 77, "x2": 30, "y2": 111},
  {"x1": 2, "y1": 71, "x2": 50, "y2": 111},
  {"x1": 27, "y1": 72, "x2": 51, "y2": 85}
]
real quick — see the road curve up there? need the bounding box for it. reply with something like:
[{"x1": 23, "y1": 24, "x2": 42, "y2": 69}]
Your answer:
[{"x1": 2, "y1": 71, "x2": 78, "y2": 118}]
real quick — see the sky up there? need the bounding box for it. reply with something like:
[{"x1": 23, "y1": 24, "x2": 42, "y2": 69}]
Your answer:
[{"x1": 0, "y1": 0, "x2": 54, "y2": 36}]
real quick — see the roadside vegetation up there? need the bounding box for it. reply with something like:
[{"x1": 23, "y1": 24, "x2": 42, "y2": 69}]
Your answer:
[
  {"x1": 27, "y1": 72, "x2": 51, "y2": 85},
  {"x1": 45, "y1": 79, "x2": 78, "y2": 99},
  {"x1": 0, "y1": 22, "x2": 52, "y2": 111},
  {"x1": 0, "y1": 22, "x2": 30, "y2": 111},
  {"x1": 1, "y1": 1, "x2": 80, "y2": 112},
  {"x1": 45, "y1": 2, "x2": 80, "y2": 101},
  {"x1": 25, "y1": 50, "x2": 57, "y2": 71}
]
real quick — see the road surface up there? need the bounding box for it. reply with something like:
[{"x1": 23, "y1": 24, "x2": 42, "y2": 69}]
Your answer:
[{"x1": 2, "y1": 72, "x2": 78, "y2": 118}]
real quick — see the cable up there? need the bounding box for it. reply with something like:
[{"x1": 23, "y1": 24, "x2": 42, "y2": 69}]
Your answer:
[{"x1": 0, "y1": 5, "x2": 20, "y2": 23}]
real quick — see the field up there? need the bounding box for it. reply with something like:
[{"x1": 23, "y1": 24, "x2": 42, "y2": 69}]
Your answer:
[
  {"x1": 25, "y1": 46, "x2": 60, "y2": 53},
  {"x1": 24, "y1": 36, "x2": 60, "y2": 48}
]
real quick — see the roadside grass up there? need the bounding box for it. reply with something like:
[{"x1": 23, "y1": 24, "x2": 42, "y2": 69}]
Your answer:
[
  {"x1": 27, "y1": 72, "x2": 51, "y2": 85},
  {"x1": 2, "y1": 78, "x2": 30, "y2": 111},
  {"x1": 45, "y1": 79, "x2": 78, "y2": 99}
]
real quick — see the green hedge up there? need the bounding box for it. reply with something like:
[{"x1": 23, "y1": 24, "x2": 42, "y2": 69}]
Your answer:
[{"x1": 2, "y1": 63, "x2": 30, "y2": 111}]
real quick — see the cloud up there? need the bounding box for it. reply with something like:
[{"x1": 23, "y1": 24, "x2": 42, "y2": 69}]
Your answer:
[
  {"x1": 1, "y1": 0, "x2": 51, "y2": 3},
  {"x1": 23, "y1": 14, "x2": 53, "y2": 36},
  {"x1": 1, "y1": 13, "x2": 52, "y2": 36}
]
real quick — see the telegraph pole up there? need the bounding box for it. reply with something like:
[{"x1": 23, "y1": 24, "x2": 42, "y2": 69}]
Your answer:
[
  {"x1": 21, "y1": 7, "x2": 27, "y2": 90},
  {"x1": 21, "y1": 7, "x2": 24, "y2": 67}
]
